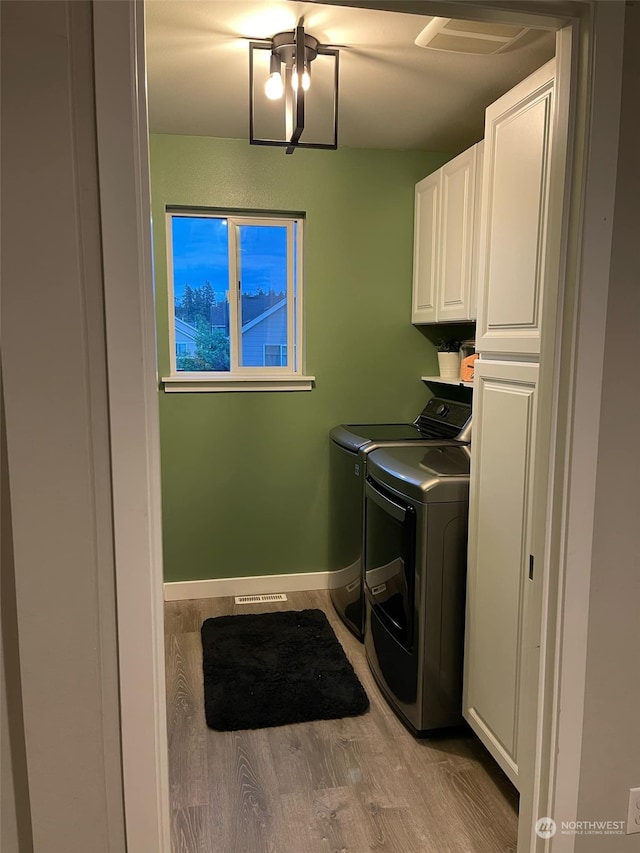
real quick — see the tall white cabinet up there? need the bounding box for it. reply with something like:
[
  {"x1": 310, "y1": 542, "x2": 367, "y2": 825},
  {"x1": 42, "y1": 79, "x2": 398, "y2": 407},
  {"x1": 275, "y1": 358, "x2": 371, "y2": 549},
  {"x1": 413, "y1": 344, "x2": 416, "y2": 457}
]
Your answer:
[
  {"x1": 412, "y1": 141, "x2": 483, "y2": 324},
  {"x1": 464, "y1": 59, "x2": 556, "y2": 789},
  {"x1": 464, "y1": 360, "x2": 538, "y2": 786}
]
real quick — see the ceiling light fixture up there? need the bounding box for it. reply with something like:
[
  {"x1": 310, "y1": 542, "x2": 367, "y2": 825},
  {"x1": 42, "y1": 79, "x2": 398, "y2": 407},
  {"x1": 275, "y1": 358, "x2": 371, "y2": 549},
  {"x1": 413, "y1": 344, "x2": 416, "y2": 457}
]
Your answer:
[{"x1": 249, "y1": 23, "x2": 339, "y2": 154}]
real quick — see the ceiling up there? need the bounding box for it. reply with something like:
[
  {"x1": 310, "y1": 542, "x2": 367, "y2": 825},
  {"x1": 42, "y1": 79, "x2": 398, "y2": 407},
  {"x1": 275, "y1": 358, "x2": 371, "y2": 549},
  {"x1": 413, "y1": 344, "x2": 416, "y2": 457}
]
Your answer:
[{"x1": 145, "y1": 0, "x2": 556, "y2": 153}]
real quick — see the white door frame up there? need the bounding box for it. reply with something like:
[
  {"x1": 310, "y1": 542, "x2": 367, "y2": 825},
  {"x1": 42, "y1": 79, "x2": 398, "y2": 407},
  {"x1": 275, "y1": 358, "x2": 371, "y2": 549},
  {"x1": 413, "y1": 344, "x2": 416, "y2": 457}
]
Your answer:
[
  {"x1": 93, "y1": 3, "x2": 170, "y2": 850},
  {"x1": 537, "y1": 6, "x2": 626, "y2": 850},
  {"x1": 91, "y1": 2, "x2": 627, "y2": 850}
]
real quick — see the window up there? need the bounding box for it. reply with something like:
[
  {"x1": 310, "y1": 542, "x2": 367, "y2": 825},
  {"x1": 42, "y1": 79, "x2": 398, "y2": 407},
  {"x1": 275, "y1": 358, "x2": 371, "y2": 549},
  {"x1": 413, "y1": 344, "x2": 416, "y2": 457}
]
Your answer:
[
  {"x1": 163, "y1": 210, "x2": 312, "y2": 392},
  {"x1": 264, "y1": 344, "x2": 287, "y2": 367}
]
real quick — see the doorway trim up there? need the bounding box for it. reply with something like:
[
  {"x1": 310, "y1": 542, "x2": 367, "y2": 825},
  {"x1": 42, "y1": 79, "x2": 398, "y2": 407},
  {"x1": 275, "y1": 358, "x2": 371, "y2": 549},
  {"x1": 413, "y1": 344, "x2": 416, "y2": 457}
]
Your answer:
[
  {"x1": 91, "y1": 2, "x2": 627, "y2": 850},
  {"x1": 93, "y1": 3, "x2": 171, "y2": 850}
]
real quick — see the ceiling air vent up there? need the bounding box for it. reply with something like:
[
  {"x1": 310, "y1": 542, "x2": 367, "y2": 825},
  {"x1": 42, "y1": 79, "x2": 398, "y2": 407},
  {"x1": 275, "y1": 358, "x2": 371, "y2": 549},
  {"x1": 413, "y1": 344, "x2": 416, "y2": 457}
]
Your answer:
[{"x1": 415, "y1": 18, "x2": 530, "y2": 55}]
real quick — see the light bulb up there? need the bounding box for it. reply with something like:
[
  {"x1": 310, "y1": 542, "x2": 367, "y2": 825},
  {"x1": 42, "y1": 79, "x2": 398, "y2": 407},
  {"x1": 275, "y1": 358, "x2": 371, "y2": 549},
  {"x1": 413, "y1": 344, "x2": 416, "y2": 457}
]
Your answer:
[
  {"x1": 291, "y1": 66, "x2": 311, "y2": 92},
  {"x1": 265, "y1": 51, "x2": 283, "y2": 100},
  {"x1": 264, "y1": 71, "x2": 283, "y2": 100}
]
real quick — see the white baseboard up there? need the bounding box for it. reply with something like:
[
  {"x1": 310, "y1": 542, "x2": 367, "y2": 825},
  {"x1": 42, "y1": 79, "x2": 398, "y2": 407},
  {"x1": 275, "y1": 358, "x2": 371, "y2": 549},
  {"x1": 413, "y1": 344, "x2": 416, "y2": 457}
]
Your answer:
[{"x1": 163, "y1": 570, "x2": 342, "y2": 601}]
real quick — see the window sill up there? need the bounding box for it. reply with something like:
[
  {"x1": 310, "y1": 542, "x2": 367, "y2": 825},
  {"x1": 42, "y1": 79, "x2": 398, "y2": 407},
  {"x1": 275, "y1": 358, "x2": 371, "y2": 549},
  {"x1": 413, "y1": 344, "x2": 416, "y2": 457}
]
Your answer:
[{"x1": 161, "y1": 374, "x2": 315, "y2": 393}]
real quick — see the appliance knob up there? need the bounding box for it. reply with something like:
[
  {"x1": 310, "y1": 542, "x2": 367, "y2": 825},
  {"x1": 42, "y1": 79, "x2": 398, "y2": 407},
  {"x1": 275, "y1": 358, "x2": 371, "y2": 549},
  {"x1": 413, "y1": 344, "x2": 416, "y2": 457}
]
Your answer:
[{"x1": 436, "y1": 403, "x2": 449, "y2": 416}]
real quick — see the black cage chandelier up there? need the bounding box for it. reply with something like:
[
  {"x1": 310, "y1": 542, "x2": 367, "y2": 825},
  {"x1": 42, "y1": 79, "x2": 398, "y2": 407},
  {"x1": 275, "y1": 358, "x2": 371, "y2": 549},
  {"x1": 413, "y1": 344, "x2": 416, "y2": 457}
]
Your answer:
[{"x1": 249, "y1": 24, "x2": 339, "y2": 154}]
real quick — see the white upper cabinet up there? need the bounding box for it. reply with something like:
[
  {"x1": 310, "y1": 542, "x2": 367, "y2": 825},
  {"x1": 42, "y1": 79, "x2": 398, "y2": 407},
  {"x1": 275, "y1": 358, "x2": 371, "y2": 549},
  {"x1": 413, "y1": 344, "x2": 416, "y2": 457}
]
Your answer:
[
  {"x1": 411, "y1": 171, "x2": 439, "y2": 323},
  {"x1": 438, "y1": 142, "x2": 483, "y2": 322},
  {"x1": 412, "y1": 142, "x2": 483, "y2": 324},
  {"x1": 476, "y1": 59, "x2": 555, "y2": 355},
  {"x1": 468, "y1": 141, "x2": 484, "y2": 322}
]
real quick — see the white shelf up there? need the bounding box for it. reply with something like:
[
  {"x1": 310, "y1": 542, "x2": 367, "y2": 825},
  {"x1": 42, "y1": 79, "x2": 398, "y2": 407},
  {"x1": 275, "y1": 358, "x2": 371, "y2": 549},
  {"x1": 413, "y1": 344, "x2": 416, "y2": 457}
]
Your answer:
[{"x1": 421, "y1": 375, "x2": 473, "y2": 388}]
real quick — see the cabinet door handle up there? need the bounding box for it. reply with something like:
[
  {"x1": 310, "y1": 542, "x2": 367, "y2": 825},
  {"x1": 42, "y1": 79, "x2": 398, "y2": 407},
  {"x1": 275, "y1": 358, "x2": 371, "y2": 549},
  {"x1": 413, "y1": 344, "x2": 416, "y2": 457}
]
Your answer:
[{"x1": 529, "y1": 554, "x2": 534, "y2": 580}]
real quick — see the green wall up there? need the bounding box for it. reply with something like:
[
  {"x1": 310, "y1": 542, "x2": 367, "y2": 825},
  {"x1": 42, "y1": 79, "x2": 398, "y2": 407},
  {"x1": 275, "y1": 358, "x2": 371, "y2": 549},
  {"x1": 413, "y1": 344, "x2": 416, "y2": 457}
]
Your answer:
[{"x1": 150, "y1": 135, "x2": 450, "y2": 582}]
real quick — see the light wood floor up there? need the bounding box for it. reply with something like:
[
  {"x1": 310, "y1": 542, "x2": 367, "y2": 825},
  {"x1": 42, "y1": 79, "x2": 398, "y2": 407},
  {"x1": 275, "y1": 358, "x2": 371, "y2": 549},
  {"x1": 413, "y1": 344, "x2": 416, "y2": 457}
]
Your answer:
[{"x1": 165, "y1": 590, "x2": 518, "y2": 853}]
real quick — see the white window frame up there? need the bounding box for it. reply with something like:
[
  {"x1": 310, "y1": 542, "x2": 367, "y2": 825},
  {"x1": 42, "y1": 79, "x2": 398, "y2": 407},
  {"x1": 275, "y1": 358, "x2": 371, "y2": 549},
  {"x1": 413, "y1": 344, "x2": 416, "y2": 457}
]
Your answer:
[{"x1": 162, "y1": 210, "x2": 313, "y2": 392}]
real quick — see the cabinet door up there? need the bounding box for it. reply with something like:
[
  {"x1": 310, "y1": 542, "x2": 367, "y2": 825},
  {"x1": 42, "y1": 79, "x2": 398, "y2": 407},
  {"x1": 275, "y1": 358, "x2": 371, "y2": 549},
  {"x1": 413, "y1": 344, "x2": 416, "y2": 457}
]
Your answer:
[
  {"x1": 468, "y1": 140, "x2": 484, "y2": 321},
  {"x1": 411, "y1": 172, "x2": 439, "y2": 324},
  {"x1": 476, "y1": 60, "x2": 555, "y2": 355},
  {"x1": 463, "y1": 359, "x2": 539, "y2": 789},
  {"x1": 437, "y1": 145, "x2": 477, "y2": 322}
]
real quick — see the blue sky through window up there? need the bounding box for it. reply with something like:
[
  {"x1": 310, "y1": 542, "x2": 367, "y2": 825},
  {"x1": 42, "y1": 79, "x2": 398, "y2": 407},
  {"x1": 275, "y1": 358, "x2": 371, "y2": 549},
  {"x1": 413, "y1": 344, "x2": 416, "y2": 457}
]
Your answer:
[
  {"x1": 171, "y1": 216, "x2": 287, "y2": 303},
  {"x1": 171, "y1": 217, "x2": 228, "y2": 302},
  {"x1": 238, "y1": 225, "x2": 287, "y2": 297}
]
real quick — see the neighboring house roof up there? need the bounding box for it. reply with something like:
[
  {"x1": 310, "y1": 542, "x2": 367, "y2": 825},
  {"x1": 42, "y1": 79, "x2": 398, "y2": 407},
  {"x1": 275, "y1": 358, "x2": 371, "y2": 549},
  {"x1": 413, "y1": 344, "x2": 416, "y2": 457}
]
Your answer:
[
  {"x1": 175, "y1": 317, "x2": 198, "y2": 341},
  {"x1": 241, "y1": 292, "x2": 286, "y2": 324},
  {"x1": 181, "y1": 297, "x2": 286, "y2": 337},
  {"x1": 241, "y1": 298, "x2": 286, "y2": 333},
  {"x1": 209, "y1": 296, "x2": 287, "y2": 333},
  {"x1": 211, "y1": 293, "x2": 285, "y2": 325}
]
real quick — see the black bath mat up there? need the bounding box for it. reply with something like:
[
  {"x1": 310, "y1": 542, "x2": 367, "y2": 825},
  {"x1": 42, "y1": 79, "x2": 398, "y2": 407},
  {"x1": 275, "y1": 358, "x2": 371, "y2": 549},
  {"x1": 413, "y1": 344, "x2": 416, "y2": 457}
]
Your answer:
[{"x1": 201, "y1": 608, "x2": 369, "y2": 731}]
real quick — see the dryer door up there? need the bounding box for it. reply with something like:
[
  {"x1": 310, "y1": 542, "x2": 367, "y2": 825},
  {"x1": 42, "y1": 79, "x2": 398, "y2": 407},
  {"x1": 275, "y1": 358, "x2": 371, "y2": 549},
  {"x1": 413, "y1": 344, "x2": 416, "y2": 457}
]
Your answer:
[{"x1": 364, "y1": 476, "x2": 416, "y2": 651}]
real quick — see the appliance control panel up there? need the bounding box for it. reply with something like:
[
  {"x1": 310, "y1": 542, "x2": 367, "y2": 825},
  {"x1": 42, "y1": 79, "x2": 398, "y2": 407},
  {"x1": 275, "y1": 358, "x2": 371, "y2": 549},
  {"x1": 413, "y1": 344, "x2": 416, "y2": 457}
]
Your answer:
[{"x1": 415, "y1": 397, "x2": 471, "y2": 435}]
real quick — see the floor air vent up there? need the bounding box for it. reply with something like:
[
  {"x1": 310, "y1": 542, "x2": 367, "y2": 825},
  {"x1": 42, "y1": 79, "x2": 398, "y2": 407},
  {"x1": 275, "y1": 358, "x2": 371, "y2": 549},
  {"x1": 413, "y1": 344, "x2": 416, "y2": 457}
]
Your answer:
[{"x1": 235, "y1": 593, "x2": 288, "y2": 604}]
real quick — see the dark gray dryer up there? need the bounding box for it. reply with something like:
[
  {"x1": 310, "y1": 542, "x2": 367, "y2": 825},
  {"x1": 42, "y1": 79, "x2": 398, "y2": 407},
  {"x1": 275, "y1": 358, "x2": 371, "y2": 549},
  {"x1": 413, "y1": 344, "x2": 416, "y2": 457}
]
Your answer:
[
  {"x1": 328, "y1": 397, "x2": 471, "y2": 639},
  {"x1": 364, "y1": 444, "x2": 470, "y2": 734}
]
